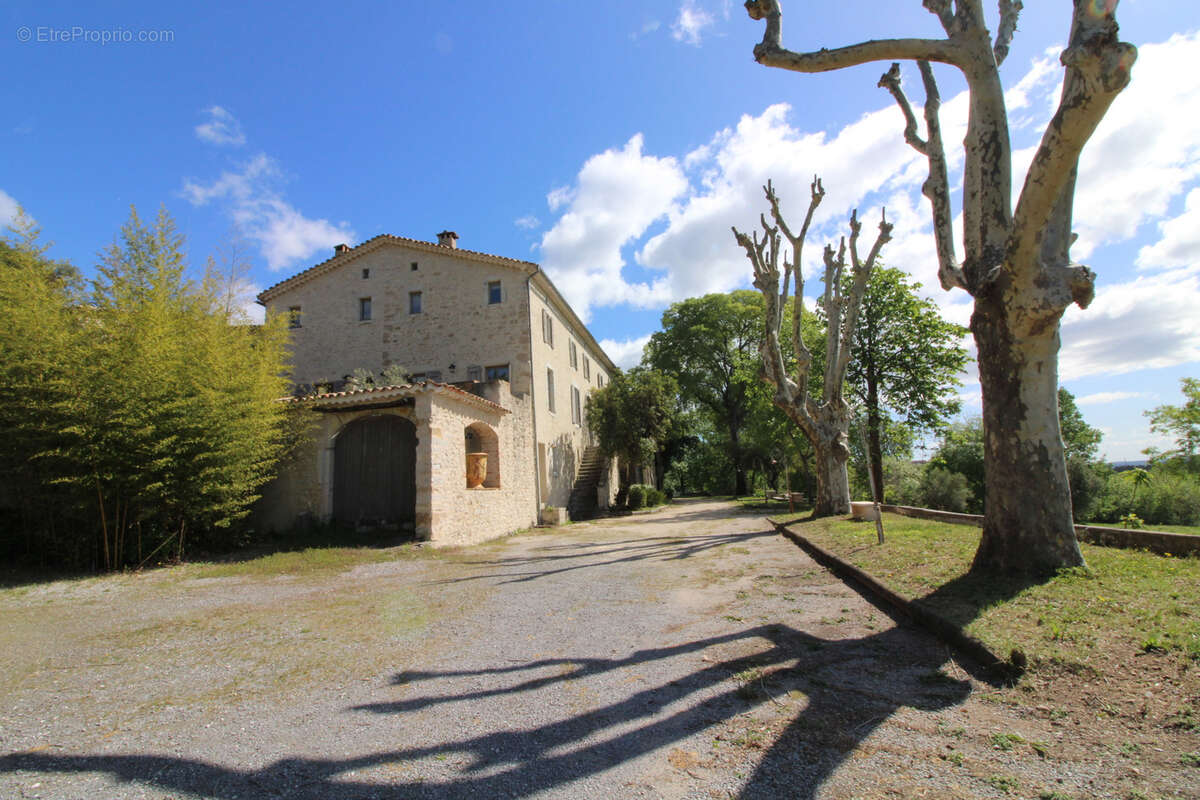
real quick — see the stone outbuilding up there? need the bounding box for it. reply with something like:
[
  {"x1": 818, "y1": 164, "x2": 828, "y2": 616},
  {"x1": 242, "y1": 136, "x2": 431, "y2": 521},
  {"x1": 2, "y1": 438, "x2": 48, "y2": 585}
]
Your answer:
[{"x1": 253, "y1": 231, "x2": 619, "y2": 546}]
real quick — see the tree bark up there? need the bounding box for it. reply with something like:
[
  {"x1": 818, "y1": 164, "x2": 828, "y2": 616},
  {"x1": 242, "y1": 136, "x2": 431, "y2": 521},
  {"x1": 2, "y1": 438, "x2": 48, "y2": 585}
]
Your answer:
[
  {"x1": 811, "y1": 407, "x2": 852, "y2": 516},
  {"x1": 971, "y1": 292, "x2": 1084, "y2": 572}
]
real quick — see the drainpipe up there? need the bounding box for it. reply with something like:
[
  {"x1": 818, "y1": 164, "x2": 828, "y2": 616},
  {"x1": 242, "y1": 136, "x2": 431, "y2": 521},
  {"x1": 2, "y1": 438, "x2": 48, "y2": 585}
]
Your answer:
[{"x1": 526, "y1": 267, "x2": 543, "y2": 523}]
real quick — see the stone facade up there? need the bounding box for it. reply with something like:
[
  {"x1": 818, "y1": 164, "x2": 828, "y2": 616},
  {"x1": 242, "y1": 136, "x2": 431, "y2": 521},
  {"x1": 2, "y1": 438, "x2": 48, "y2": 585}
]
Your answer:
[{"x1": 254, "y1": 233, "x2": 619, "y2": 544}]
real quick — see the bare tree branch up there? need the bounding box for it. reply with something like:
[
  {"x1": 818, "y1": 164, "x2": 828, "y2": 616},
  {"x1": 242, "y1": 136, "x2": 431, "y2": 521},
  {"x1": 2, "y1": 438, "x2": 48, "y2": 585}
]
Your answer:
[
  {"x1": 833, "y1": 210, "x2": 893, "y2": 393},
  {"x1": 922, "y1": 0, "x2": 955, "y2": 34},
  {"x1": 1008, "y1": 1, "x2": 1136, "y2": 303},
  {"x1": 994, "y1": 0, "x2": 1023, "y2": 66},
  {"x1": 879, "y1": 62, "x2": 966, "y2": 292},
  {"x1": 877, "y1": 64, "x2": 928, "y2": 154},
  {"x1": 744, "y1": 0, "x2": 963, "y2": 71}
]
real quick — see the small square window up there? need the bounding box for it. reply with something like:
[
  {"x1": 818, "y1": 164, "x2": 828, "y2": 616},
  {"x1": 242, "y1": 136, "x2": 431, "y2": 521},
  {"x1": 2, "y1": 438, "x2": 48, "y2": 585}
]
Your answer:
[
  {"x1": 467, "y1": 365, "x2": 483, "y2": 381},
  {"x1": 362, "y1": 268, "x2": 370, "y2": 279},
  {"x1": 287, "y1": 306, "x2": 302, "y2": 328},
  {"x1": 409, "y1": 291, "x2": 422, "y2": 314},
  {"x1": 359, "y1": 297, "x2": 372, "y2": 321},
  {"x1": 411, "y1": 261, "x2": 419, "y2": 271}
]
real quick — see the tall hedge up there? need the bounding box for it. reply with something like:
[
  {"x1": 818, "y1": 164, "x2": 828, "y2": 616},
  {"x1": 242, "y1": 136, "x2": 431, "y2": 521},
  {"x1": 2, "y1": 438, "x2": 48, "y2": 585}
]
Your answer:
[{"x1": 0, "y1": 208, "x2": 292, "y2": 570}]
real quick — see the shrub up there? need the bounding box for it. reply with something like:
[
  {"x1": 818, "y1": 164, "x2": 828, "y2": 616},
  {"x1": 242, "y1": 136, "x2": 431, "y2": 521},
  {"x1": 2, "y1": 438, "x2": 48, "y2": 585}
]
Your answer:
[
  {"x1": 627, "y1": 484, "x2": 646, "y2": 510},
  {"x1": 917, "y1": 467, "x2": 972, "y2": 512},
  {"x1": 1092, "y1": 469, "x2": 1200, "y2": 526},
  {"x1": 646, "y1": 487, "x2": 666, "y2": 507}
]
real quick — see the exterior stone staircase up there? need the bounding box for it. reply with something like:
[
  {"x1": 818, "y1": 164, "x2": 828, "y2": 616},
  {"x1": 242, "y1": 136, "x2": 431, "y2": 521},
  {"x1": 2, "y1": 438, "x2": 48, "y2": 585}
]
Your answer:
[{"x1": 567, "y1": 446, "x2": 607, "y2": 521}]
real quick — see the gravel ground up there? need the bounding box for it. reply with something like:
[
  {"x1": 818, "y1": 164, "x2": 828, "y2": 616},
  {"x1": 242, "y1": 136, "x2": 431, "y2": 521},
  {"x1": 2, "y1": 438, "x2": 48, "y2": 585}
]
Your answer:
[{"x1": 1, "y1": 498, "x2": 1195, "y2": 799}]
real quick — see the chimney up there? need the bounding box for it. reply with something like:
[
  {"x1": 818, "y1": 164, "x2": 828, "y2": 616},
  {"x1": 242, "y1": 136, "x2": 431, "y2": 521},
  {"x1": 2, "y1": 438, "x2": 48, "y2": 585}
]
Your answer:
[
  {"x1": 334, "y1": 243, "x2": 350, "y2": 256},
  {"x1": 436, "y1": 230, "x2": 459, "y2": 249}
]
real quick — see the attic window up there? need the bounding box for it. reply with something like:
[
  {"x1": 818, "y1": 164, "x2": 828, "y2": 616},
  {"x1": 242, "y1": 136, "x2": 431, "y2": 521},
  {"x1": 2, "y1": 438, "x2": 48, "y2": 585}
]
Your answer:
[{"x1": 362, "y1": 268, "x2": 370, "y2": 279}]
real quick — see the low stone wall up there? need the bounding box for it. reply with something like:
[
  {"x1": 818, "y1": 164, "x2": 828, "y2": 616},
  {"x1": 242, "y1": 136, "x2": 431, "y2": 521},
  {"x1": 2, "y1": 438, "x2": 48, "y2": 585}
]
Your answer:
[{"x1": 878, "y1": 504, "x2": 1200, "y2": 557}]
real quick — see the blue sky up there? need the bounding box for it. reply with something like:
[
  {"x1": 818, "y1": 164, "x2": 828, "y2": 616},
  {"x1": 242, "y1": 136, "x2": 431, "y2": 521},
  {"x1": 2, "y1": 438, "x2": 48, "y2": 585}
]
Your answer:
[{"x1": 2, "y1": 1, "x2": 1198, "y2": 460}]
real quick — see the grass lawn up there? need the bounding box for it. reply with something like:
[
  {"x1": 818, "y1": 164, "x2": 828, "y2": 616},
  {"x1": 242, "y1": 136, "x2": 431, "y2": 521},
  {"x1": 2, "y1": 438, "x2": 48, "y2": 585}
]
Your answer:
[{"x1": 778, "y1": 513, "x2": 1200, "y2": 674}]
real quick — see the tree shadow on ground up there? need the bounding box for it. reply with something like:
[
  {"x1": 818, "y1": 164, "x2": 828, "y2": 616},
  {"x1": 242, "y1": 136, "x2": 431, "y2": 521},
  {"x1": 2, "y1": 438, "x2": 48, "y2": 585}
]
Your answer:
[
  {"x1": 0, "y1": 521, "x2": 1039, "y2": 798},
  {"x1": 434, "y1": 528, "x2": 778, "y2": 586}
]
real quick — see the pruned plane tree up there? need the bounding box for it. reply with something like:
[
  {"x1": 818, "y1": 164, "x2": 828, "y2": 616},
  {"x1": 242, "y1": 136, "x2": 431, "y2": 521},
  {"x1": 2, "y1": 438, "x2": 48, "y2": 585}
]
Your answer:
[{"x1": 743, "y1": 0, "x2": 1136, "y2": 573}]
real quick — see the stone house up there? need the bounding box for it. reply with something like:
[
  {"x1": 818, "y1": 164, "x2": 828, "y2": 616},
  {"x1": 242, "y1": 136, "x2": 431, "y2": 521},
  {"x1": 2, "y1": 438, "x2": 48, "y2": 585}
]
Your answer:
[{"x1": 253, "y1": 231, "x2": 619, "y2": 545}]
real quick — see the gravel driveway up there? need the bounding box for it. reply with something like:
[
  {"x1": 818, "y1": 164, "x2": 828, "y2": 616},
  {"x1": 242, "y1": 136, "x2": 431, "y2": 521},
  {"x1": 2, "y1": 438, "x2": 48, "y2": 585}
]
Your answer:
[{"x1": 1, "y1": 499, "x2": 1186, "y2": 798}]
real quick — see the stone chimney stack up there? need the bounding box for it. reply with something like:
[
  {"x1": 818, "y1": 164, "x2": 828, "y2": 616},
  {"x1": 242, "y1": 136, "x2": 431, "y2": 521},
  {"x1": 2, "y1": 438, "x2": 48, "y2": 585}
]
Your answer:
[
  {"x1": 437, "y1": 230, "x2": 459, "y2": 249},
  {"x1": 334, "y1": 243, "x2": 350, "y2": 256}
]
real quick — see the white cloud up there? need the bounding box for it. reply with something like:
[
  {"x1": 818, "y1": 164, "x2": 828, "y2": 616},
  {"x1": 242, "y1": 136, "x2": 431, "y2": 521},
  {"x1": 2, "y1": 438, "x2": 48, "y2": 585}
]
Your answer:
[
  {"x1": 515, "y1": 215, "x2": 540, "y2": 230},
  {"x1": 631, "y1": 20, "x2": 661, "y2": 40},
  {"x1": 195, "y1": 106, "x2": 246, "y2": 147},
  {"x1": 1076, "y1": 391, "x2": 1151, "y2": 406},
  {"x1": 599, "y1": 334, "x2": 651, "y2": 369},
  {"x1": 182, "y1": 154, "x2": 355, "y2": 271},
  {"x1": 0, "y1": 189, "x2": 19, "y2": 228},
  {"x1": 671, "y1": 0, "x2": 715, "y2": 46},
  {"x1": 1060, "y1": 265, "x2": 1200, "y2": 380},
  {"x1": 1137, "y1": 186, "x2": 1200, "y2": 270},
  {"x1": 540, "y1": 134, "x2": 687, "y2": 319},
  {"x1": 1072, "y1": 32, "x2": 1200, "y2": 258}
]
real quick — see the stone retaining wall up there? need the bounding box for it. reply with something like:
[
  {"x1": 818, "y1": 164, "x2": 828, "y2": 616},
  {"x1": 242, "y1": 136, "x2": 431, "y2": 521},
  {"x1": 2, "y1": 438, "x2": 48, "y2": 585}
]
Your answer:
[{"x1": 878, "y1": 504, "x2": 1200, "y2": 557}]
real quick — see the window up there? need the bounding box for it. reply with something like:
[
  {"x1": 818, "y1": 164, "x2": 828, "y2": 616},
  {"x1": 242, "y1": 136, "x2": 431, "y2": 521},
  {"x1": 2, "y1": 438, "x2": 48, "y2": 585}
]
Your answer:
[
  {"x1": 583, "y1": 355, "x2": 591, "y2": 380},
  {"x1": 359, "y1": 297, "x2": 372, "y2": 321},
  {"x1": 427, "y1": 370, "x2": 442, "y2": 382},
  {"x1": 571, "y1": 386, "x2": 582, "y2": 426},
  {"x1": 362, "y1": 268, "x2": 370, "y2": 279},
  {"x1": 410, "y1": 372, "x2": 426, "y2": 382},
  {"x1": 597, "y1": 373, "x2": 605, "y2": 388},
  {"x1": 409, "y1": 291, "x2": 422, "y2": 314},
  {"x1": 287, "y1": 306, "x2": 302, "y2": 328},
  {"x1": 546, "y1": 368, "x2": 556, "y2": 413},
  {"x1": 486, "y1": 364, "x2": 510, "y2": 381},
  {"x1": 569, "y1": 340, "x2": 578, "y2": 370},
  {"x1": 467, "y1": 365, "x2": 482, "y2": 381},
  {"x1": 488, "y1": 280, "x2": 502, "y2": 305},
  {"x1": 410, "y1": 261, "x2": 419, "y2": 271},
  {"x1": 541, "y1": 309, "x2": 554, "y2": 347}
]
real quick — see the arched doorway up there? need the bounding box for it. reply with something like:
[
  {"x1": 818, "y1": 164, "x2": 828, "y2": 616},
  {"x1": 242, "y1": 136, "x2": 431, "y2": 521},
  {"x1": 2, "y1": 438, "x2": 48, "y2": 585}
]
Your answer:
[{"x1": 333, "y1": 415, "x2": 416, "y2": 531}]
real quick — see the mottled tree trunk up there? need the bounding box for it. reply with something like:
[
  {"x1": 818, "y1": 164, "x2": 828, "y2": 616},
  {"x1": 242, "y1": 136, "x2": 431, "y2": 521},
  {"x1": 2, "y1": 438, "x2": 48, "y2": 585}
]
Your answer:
[
  {"x1": 811, "y1": 409, "x2": 852, "y2": 516},
  {"x1": 971, "y1": 295, "x2": 1084, "y2": 572}
]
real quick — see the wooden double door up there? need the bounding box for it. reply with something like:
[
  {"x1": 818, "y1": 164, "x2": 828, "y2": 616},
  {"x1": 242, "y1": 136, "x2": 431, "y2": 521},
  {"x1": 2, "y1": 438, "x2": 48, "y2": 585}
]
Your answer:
[{"x1": 333, "y1": 415, "x2": 417, "y2": 532}]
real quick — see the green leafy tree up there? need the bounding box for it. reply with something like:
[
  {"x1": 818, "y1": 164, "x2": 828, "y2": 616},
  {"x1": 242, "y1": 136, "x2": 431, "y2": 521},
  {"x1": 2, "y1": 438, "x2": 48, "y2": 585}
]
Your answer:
[
  {"x1": 585, "y1": 367, "x2": 677, "y2": 492},
  {"x1": 0, "y1": 211, "x2": 84, "y2": 562},
  {"x1": 1145, "y1": 378, "x2": 1200, "y2": 471},
  {"x1": 1, "y1": 206, "x2": 292, "y2": 570},
  {"x1": 928, "y1": 418, "x2": 986, "y2": 513},
  {"x1": 845, "y1": 267, "x2": 968, "y2": 500},
  {"x1": 1057, "y1": 387, "x2": 1103, "y2": 463},
  {"x1": 645, "y1": 291, "x2": 763, "y2": 496}
]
